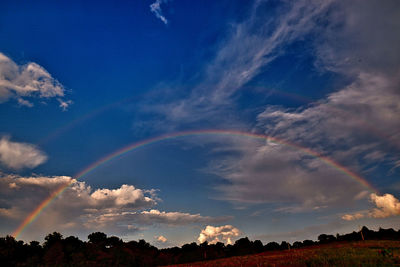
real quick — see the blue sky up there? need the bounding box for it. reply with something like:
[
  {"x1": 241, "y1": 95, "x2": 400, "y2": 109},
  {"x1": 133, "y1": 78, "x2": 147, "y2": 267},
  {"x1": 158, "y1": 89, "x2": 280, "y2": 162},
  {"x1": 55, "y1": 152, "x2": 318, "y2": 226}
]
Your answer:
[{"x1": 1, "y1": 0, "x2": 400, "y2": 246}]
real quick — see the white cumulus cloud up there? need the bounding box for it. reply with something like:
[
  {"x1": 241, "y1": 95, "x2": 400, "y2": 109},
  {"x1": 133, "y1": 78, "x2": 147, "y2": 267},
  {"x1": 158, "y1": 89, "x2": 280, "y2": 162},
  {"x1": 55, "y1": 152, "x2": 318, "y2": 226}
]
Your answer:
[
  {"x1": 0, "y1": 173, "x2": 228, "y2": 241},
  {"x1": 342, "y1": 193, "x2": 400, "y2": 220},
  {"x1": 0, "y1": 174, "x2": 157, "y2": 238},
  {"x1": 369, "y1": 193, "x2": 400, "y2": 218},
  {"x1": 0, "y1": 52, "x2": 70, "y2": 109},
  {"x1": 0, "y1": 137, "x2": 47, "y2": 169},
  {"x1": 198, "y1": 225, "x2": 241, "y2": 245},
  {"x1": 91, "y1": 184, "x2": 155, "y2": 207}
]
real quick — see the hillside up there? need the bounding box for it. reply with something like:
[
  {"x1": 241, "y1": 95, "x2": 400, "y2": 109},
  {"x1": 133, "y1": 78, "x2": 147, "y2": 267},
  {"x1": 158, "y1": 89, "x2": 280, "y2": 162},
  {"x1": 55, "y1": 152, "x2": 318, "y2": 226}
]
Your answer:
[{"x1": 168, "y1": 240, "x2": 400, "y2": 267}]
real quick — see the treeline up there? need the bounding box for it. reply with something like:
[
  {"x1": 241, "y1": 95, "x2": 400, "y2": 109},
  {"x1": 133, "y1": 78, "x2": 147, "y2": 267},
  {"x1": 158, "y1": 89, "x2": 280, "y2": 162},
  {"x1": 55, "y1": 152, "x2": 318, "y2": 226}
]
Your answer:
[{"x1": 1, "y1": 226, "x2": 399, "y2": 266}]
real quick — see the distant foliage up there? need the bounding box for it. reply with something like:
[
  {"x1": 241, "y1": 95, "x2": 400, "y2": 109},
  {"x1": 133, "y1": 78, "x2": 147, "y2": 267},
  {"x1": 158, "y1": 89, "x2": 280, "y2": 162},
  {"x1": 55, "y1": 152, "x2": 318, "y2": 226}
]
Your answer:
[{"x1": 0, "y1": 226, "x2": 399, "y2": 266}]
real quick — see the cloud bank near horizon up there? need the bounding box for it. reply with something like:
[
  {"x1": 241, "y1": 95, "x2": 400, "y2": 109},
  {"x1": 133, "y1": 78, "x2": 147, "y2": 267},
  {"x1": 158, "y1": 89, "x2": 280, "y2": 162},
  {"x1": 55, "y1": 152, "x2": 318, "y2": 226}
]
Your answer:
[
  {"x1": 0, "y1": 173, "x2": 230, "y2": 241},
  {"x1": 342, "y1": 193, "x2": 400, "y2": 221}
]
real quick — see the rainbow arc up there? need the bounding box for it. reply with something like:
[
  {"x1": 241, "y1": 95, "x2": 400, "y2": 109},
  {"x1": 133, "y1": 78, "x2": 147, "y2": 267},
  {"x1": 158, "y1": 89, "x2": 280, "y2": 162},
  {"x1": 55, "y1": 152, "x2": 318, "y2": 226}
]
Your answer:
[{"x1": 12, "y1": 130, "x2": 377, "y2": 238}]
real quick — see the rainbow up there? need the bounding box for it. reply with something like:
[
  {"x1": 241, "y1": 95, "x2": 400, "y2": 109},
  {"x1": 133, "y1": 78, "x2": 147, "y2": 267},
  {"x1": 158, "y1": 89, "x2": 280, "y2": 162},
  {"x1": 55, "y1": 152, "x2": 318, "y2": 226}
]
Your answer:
[
  {"x1": 38, "y1": 96, "x2": 137, "y2": 146},
  {"x1": 12, "y1": 129, "x2": 377, "y2": 238},
  {"x1": 39, "y1": 92, "x2": 400, "y2": 150}
]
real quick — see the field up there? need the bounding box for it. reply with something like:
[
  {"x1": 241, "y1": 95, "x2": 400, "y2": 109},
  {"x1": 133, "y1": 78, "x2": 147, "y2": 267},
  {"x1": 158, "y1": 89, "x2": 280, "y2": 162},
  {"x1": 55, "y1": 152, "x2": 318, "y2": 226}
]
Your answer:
[{"x1": 167, "y1": 240, "x2": 400, "y2": 267}]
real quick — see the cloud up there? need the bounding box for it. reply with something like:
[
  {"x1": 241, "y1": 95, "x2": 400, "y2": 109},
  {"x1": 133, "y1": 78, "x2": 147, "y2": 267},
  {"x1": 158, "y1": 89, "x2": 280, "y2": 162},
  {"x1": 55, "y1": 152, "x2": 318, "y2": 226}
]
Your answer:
[
  {"x1": 17, "y1": 98, "x2": 33, "y2": 107},
  {"x1": 342, "y1": 193, "x2": 400, "y2": 220},
  {"x1": 197, "y1": 225, "x2": 241, "y2": 245},
  {"x1": 315, "y1": 0, "x2": 400, "y2": 76},
  {"x1": 0, "y1": 136, "x2": 47, "y2": 169},
  {"x1": 0, "y1": 174, "x2": 156, "y2": 238},
  {"x1": 341, "y1": 212, "x2": 366, "y2": 221},
  {"x1": 153, "y1": 234, "x2": 173, "y2": 248},
  {"x1": 138, "y1": 209, "x2": 225, "y2": 225},
  {"x1": 0, "y1": 173, "x2": 226, "y2": 240},
  {"x1": 83, "y1": 209, "x2": 229, "y2": 228},
  {"x1": 156, "y1": 235, "x2": 167, "y2": 243},
  {"x1": 257, "y1": 0, "x2": 400, "y2": 151},
  {"x1": 58, "y1": 98, "x2": 73, "y2": 111},
  {"x1": 91, "y1": 184, "x2": 155, "y2": 207},
  {"x1": 141, "y1": 0, "x2": 334, "y2": 129},
  {"x1": 230, "y1": 0, "x2": 400, "y2": 214},
  {"x1": 209, "y1": 139, "x2": 366, "y2": 211},
  {"x1": 251, "y1": 2, "x2": 400, "y2": 207},
  {"x1": 150, "y1": 0, "x2": 168, "y2": 25},
  {"x1": 370, "y1": 193, "x2": 400, "y2": 218},
  {"x1": 0, "y1": 174, "x2": 156, "y2": 213},
  {"x1": 0, "y1": 52, "x2": 70, "y2": 108},
  {"x1": 139, "y1": 0, "x2": 400, "y2": 216},
  {"x1": 258, "y1": 72, "x2": 400, "y2": 162},
  {"x1": 211, "y1": 74, "x2": 400, "y2": 210}
]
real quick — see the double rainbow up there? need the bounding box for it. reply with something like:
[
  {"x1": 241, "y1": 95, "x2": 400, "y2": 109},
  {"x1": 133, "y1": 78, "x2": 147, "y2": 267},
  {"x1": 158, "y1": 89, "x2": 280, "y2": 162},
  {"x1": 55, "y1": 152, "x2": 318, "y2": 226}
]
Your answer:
[{"x1": 12, "y1": 129, "x2": 376, "y2": 238}]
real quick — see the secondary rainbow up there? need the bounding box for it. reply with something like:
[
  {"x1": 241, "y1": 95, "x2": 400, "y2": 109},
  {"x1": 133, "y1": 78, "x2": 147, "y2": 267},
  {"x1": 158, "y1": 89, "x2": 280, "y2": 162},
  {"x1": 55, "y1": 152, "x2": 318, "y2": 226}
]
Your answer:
[{"x1": 12, "y1": 129, "x2": 377, "y2": 238}]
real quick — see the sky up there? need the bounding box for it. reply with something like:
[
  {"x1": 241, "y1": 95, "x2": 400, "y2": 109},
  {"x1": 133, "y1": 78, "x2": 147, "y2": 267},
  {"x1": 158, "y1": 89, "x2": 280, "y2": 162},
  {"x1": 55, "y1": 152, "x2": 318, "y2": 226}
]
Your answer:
[{"x1": 0, "y1": 0, "x2": 400, "y2": 247}]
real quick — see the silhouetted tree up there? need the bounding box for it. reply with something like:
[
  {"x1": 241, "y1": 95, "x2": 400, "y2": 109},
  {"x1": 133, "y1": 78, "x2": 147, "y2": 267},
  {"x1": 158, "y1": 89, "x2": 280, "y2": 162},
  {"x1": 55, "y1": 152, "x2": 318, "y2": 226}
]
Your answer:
[
  {"x1": 292, "y1": 241, "x2": 303, "y2": 248},
  {"x1": 1, "y1": 226, "x2": 400, "y2": 266},
  {"x1": 63, "y1": 235, "x2": 84, "y2": 264},
  {"x1": 302, "y1": 239, "x2": 315, "y2": 246},
  {"x1": 253, "y1": 240, "x2": 264, "y2": 253},
  {"x1": 43, "y1": 232, "x2": 64, "y2": 266},
  {"x1": 107, "y1": 236, "x2": 123, "y2": 248},
  {"x1": 264, "y1": 241, "x2": 280, "y2": 251},
  {"x1": 88, "y1": 232, "x2": 107, "y2": 245},
  {"x1": 318, "y1": 234, "x2": 336, "y2": 244},
  {"x1": 43, "y1": 231, "x2": 63, "y2": 249},
  {"x1": 280, "y1": 241, "x2": 291, "y2": 250},
  {"x1": 234, "y1": 237, "x2": 253, "y2": 255},
  {"x1": 379, "y1": 227, "x2": 397, "y2": 239}
]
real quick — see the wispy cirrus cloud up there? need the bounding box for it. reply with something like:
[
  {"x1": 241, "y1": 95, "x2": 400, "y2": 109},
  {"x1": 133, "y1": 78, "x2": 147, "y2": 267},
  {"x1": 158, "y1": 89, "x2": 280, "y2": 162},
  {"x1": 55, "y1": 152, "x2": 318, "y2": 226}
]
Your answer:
[
  {"x1": 150, "y1": 0, "x2": 168, "y2": 25},
  {"x1": 141, "y1": 0, "x2": 334, "y2": 130},
  {"x1": 203, "y1": 0, "x2": 400, "y2": 213},
  {"x1": 0, "y1": 52, "x2": 71, "y2": 109},
  {"x1": 139, "y1": 0, "x2": 400, "y2": 219},
  {"x1": 257, "y1": 72, "x2": 400, "y2": 167},
  {"x1": 241, "y1": 1, "x2": 400, "y2": 213},
  {"x1": 83, "y1": 209, "x2": 228, "y2": 229}
]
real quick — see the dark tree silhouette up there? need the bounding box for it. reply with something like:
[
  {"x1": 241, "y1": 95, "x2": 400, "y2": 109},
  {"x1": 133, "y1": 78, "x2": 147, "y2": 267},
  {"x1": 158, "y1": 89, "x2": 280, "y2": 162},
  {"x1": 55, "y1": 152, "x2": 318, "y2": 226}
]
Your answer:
[
  {"x1": 107, "y1": 236, "x2": 123, "y2": 248},
  {"x1": 88, "y1": 232, "x2": 107, "y2": 245},
  {"x1": 43, "y1": 231, "x2": 63, "y2": 249},
  {"x1": 280, "y1": 241, "x2": 291, "y2": 250},
  {"x1": 318, "y1": 234, "x2": 336, "y2": 244},
  {"x1": 0, "y1": 226, "x2": 399, "y2": 266}
]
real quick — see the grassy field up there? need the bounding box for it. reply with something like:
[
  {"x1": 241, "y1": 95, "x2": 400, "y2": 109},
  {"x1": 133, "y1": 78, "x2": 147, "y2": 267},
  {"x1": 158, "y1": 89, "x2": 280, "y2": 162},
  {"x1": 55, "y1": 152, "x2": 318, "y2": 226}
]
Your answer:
[{"x1": 167, "y1": 240, "x2": 400, "y2": 267}]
